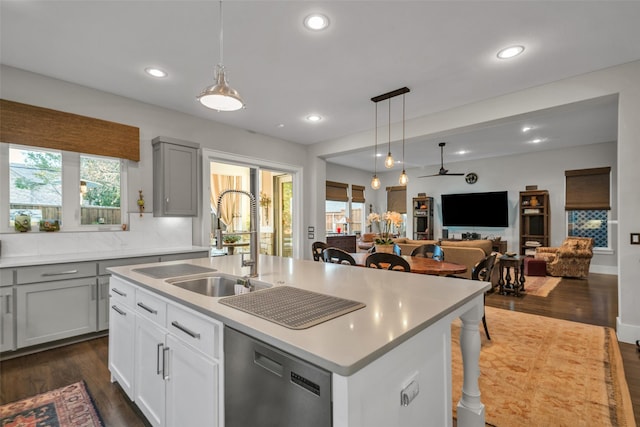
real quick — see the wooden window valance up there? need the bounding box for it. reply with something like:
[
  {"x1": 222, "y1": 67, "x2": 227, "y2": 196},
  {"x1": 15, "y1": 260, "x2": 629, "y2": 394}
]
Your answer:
[
  {"x1": 0, "y1": 99, "x2": 140, "y2": 161},
  {"x1": 352, "y1": 185, "x2": 365, "y2": 203},
  {"x1": 565, "y1": 167, "x2": 611, "y2": 210},
  {"x1": 326, "y1": 180, "x2": 349, "y2": 202},
  {"x1": 386, "y1": 186, "x2": 407, "y2": 213}
]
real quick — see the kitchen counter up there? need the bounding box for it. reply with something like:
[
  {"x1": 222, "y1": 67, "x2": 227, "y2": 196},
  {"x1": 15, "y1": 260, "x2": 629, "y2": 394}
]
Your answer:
[
  {"x1": 109, "y1": 254, "x2": 489, "y2": 426},
  {"x1": 0, "y1": 246, "x2": 209, "y2": 268}
]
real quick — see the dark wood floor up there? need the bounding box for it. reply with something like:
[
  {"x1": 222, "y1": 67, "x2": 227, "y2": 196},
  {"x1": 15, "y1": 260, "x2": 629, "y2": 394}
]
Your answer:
[{"x1": 1, "y1": 273, "x2": 638, "y2": 425}]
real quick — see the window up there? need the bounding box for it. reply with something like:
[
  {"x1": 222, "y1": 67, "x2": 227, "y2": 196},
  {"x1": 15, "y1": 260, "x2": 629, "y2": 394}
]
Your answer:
[
  {"x1": 9, "y1": 146, "x2": 62, "y2": 230},
  {"x1": 326, "y1": 181, "x2": 348, "y2": 234},
  {"x1": 565, "y1": 167, "x2": 611, "y2": 249},
  {"x1": 80, "y1": 155, "x2": 122, "y2": 225},
  {"x1": 3, "y1": 143, "x2": 125, "y2": 231},
  {"x1": 350, "y1": 185, "x2": 365, "y2": 235}
]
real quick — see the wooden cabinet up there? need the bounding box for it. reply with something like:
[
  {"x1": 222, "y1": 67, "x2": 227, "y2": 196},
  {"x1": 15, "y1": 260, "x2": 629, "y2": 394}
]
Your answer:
[
  {"x1": 519, "y1": 190, "x2": 550, "y2": 256},
  {"x1": 111, "y1": 277, "x2": 222, "y2": 427},
  {"x1": 326, "y1": 235, "x2": 356, "y2": 253},
  {"x1": 152, "y1": 136, "x2": 199, "y2": 217},
  {"x1": 412, "y1": 196, "x2": 434, "y2": 240},
  {"x1": 0, "y1": 286, "x2": 15, "y2": 352}
]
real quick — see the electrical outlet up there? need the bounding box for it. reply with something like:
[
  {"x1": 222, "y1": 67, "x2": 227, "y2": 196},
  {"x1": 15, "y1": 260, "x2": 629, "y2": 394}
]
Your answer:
[{"x1": 631, "y1": 233, "x2": 640, "y2": 245}]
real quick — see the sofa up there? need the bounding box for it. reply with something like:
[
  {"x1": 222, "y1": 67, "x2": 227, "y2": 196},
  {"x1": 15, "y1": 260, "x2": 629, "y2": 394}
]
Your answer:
[
  {"x1": 392, "y1": 238, "x2": 494, "y2": 280},
  {"x1": 534, "y1": 237, "x2": 594, "y2": 278}
]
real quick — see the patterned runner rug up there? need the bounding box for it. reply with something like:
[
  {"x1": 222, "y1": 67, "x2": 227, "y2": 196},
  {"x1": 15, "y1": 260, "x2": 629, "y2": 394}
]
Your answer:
[
  {"x1": 452, "y1": 307, "x2": 636, "y2": 427},
  {"x1": 0, "y1": 381, "x2": 104, "y2": 427},
  {"x1": 523, "y1": 275, "x2": 561, "y2": 297}
]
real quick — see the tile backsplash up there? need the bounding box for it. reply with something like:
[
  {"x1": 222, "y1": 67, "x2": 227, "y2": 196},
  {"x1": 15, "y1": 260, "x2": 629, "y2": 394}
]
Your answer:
[{"x1": 0, "y1": 213, "x2": 192, "y2": 258}]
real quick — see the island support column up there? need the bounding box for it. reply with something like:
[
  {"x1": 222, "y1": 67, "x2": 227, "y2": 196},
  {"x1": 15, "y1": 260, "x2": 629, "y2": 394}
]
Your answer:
[{"x1": 456, "y1": 302, "x2": 485, "y2": 427}]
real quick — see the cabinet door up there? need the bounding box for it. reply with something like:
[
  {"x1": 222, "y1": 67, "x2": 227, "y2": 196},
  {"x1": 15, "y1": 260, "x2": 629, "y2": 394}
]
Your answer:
[
  {"x1": 16, "y1": 278, "x2": 97, "y2": 348},
  {"x1": 165, "y1": 334, "x2": 219, "y2": 427},
  {"x1": 108, "y1": 301, "x2": 135, "y2": 399},
  {"x1": 0, "y1": 287, "x2": 15, "y2": 352},
  {"x1": 153, "y1": 139, "x2": 198, "y2": 217},
  {"x1": 134, "y1": 315, "x2": 167, "y2": 427}
]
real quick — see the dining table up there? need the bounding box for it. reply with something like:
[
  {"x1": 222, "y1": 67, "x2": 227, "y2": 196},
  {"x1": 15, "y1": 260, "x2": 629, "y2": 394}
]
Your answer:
[{"x1": 350, "y1": 252, "x2": 467, "y2": 276}]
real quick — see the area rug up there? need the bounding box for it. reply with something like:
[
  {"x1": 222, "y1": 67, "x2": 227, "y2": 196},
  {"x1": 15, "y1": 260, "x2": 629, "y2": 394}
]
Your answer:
[
  {"x1": 523, "y1": 275, "x2": 561, "y2": 297},
  {"x1": 452, "y1": 307, "x2": 636, "y2": 427},
  {"x1": 0, "y1": 381, "x2": 104, "y2": 427}
]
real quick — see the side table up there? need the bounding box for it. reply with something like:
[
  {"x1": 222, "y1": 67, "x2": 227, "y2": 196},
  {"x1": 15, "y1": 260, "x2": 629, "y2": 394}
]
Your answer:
[{"x1": 498, "y1": 255, "x2": 526, "y2": 296}]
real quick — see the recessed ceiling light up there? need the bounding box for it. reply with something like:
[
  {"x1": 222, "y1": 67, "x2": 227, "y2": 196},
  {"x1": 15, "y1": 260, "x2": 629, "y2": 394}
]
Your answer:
[
  {"x1": 456, "y1": 150, "x2": 468, "y2": 155},
  {"x1": 306, "y1": 114, "x2": 322, "y2": 122},
  {"x1": 276, "y1": 123, "x2": 285, "y2": 128},
  {"x1": 304, "y1": 14, "x2": 329, "y2": 31},
  {"x1": 522, "y1": 126, "x2": 532, "y2": 133},
  {"x1": 144, "y1": 67, "x2": 168, "y2": 78},
  {"x1": 497, "y1": 45, "x2": 525, "y2": 59},
  {"x1": 530, "y1": 138, "x2": 543, "y2": 144}
]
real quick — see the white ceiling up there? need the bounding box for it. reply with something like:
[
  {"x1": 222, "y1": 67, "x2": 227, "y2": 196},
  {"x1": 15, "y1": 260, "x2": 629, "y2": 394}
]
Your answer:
[{"x1": 1, "y1": 1, "x2": 638, "y2": 171}]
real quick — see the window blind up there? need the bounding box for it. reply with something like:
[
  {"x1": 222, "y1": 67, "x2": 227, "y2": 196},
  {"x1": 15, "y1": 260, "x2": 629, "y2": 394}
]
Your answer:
[
  {"x1": 565, "y1": 167, "x2": 611, "y2": 210},
  {"x1": 326, "y1": 180, "x2": 349, "y2": 202},
  {"x1": 0, "y1": 99, "x2": 140, "y2": 161},
  {"x1": 386, "y1": 186, "x2": 407, "y2": 213},
  {"x1": 352, "y1": 185, "x2": 365, "y2": 203}
]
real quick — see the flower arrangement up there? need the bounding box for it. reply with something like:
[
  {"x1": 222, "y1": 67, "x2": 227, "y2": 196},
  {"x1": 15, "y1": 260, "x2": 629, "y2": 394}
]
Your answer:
[
  {"x1": 223, "y1": 234, "x2": 242, "y2": 244},
  {"x1": 367, "y1": 211, "x2": 403, "y2": 245}
]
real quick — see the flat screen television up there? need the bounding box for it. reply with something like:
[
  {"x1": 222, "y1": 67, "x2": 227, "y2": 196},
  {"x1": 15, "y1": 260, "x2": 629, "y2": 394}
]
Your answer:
[{"x1": 441, "y1": 191, "x2": 509, "y2": 228}]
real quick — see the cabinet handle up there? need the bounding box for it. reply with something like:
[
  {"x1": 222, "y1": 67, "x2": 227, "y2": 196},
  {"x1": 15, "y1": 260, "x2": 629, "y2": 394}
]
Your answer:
[
  {"x1": 166, "y1": 197, "x2": 170, "y2": 205},
  {"x1": 163, "y1": 347, "x2": 170, "y2": 380},
  {"x1": 171, "y1": 321, "x2": 201, "y2": 339},
  {"x1": 42, "y1": 269, "x2": 79, "y2": 277},
  {"x1": 5, "y1": 295, "x2": 11, "y2": 314},
  {"x1": 111, "y1": 305, "x2": 126, "y2": 316},
  {"x1": 91, "y1": 284, "x2": 96, "y2": 301},
  {"x1": 111, "y1": 288, "x2": 126, "y2": 297},
  {"x1": 137, "y1": 302, "x2": 158, "y2": 314},
  {"x1": 157, "y1": 343, "x2": 164, "y2": 375}
]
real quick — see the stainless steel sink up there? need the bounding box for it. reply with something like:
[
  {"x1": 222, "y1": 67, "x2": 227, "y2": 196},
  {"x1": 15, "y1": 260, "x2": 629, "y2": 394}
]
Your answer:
[{"x1": 166, "y1": 274, "x2": 272, "y2": 297}]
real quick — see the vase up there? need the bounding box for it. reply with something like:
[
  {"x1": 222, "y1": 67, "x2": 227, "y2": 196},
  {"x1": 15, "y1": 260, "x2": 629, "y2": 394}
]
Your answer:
[{"x1": 375, "y1": 244, "x2": 395, "y2": 254}]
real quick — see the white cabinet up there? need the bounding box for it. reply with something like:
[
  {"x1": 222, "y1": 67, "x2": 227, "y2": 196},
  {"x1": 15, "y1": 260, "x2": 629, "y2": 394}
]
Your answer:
[
  {"x1": 16, "y1": 277, "x2": 97, "y2": 348},
  {"x1": 108, "y1": 276, "x2": 136, "y2": 399},
  {"x1": 0, "y1": 286, "x2": 15, "y2": 352},
  {"x1": 152, "y1": 136, "x2": 199, "y2": 217},
  {"x1": 109, "y1": 277, "x2": 222, "y2": 427}
]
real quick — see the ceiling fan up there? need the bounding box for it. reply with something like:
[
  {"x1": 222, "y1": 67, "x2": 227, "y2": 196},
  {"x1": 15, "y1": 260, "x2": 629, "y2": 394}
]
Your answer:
[{"x1": 418, "y1": 142, "x2": 465, "y2": 178}]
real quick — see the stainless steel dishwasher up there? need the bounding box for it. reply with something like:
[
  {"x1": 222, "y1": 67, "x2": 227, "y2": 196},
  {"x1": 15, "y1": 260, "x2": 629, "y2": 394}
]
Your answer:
[{"x1": 224, "y1": 326, "x2": 332, "y2": 427}]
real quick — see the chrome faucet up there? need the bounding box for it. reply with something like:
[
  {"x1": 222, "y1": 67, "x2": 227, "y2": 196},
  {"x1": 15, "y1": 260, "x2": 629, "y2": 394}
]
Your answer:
[{"x1": 215, "y1": 189, "x2": 259, "y2": 277}]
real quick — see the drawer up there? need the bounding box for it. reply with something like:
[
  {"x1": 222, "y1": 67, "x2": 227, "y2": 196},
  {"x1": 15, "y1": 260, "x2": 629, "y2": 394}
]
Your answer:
[
  {"x1": 167, "y1": 303, "x2": 221, "y2": 359},
  {"x1": 135, "y1": 287, "x2": 166, "y2": 326},
  {"x1": 98, "y1": 256, "x2": 160, "y2": 276},
  {"x1": 109, "y1": 277, "x2": 136, "y2": 308},
  {"x1": 1, "y1": 268, "x2": 14, "y2": 286},
  {"x1": 16, "y1": 262, "x2": 96, "y2": 284}
]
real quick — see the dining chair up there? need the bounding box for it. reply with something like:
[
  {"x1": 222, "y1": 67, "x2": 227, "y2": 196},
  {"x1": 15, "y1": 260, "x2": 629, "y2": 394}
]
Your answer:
[
  {"x1": 323, "y1": 247, "x2": 356, "y2": 265},
  {"x1": 410, "y1": 244, "x2": 444, "y2": 261},
  {"x1": 311, "y1": 241, "x2": 328, "y2": 262},
  {"x1": 471, "y1": 253, "x2": 497, "y2": 340},
  {"x1": 364, "y1": 252, "x2": 410, "y2": 272}
]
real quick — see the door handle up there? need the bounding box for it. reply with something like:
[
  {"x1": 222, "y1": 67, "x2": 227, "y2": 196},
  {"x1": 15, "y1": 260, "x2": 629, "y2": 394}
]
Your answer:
[
  {"x1": 157, "y1": 343, "x2": 164, "y2": 375},
  {"x1": 254, "y1": 350, "x2": 283, "y2": 377},
  {"x1": 111, "y1": 305, "x2": 126, "y2": 316},
  {"x1": 5, "y1": 295, "x2": 11, "y2": 314},
  {"x1": 42, "y1": 269, "x2": 79, "y2": 277},
  {"x1": 171, "y1": 321, "x2": 200, "y2": 339},
  {"x1": 137, "y1": 302, "x2": 158, "y2": 314},
  {"x1": 111, "y1": 288, "x2": 126, "y2": 297},
  {"x1": 162, "y1": 346, "x2": 170, "y2": 380}
]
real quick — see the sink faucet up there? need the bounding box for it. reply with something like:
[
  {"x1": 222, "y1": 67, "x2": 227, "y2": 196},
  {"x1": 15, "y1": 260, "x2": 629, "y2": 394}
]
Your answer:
[{"x1": 215, "y1": 189, "x2": 259, "y2": 277}]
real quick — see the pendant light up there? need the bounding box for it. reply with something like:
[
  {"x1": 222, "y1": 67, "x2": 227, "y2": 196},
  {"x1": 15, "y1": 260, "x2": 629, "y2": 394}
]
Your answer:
[
  {"x1": 399, "y1": 93, "x2": 408, "y2": 185},
  {"x1": 371, "y1": 102, "x2": 381, "y2": 190},
  {"x1": 384, "y1": 98, "x2": 394, "y2": 168},
  {"x1": 197, "y1": 0, "x2": 245, "y2": 111}
]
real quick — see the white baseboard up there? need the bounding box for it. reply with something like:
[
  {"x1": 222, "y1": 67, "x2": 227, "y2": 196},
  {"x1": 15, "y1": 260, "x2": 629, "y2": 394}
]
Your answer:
[
  {"x1": 589, "y1": 265, "x2": 617, "y2": 275},
  {"x1": 616, "y1": 317, "x2": 640, "y2": 344}
]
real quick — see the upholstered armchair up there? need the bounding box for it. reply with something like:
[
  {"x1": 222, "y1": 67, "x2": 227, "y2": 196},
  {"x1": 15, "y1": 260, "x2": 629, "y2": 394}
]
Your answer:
[{"x1": 534, "y1": 237, "x2": 594, "y2": 278}]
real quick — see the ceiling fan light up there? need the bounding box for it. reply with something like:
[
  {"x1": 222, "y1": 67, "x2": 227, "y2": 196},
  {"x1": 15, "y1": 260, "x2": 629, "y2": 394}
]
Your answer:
[
  {"x1": 371, "y1": 175, "x2": 381, "y2": 190},
  {"x1": 197, "y1": 65, "x2": 244, "y2": 111},
  {"x1": 399, "y1": 170, "x2": 408, "y2": 185}
]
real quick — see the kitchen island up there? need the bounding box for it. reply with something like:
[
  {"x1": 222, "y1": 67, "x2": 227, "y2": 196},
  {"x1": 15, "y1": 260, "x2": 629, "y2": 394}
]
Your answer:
[{"x1": 108, "y1": 254, "x2": 489, "y2": 427}]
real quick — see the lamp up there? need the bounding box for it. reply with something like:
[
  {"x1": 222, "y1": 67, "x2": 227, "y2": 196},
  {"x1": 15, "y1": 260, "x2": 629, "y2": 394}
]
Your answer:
[
  {"x1": 371, "y1": 102, "x2": 381, "y2": 190},
  {"x1": 399, "y1": 93, "x2": 408, "y2": 185},
  {"x1": 197, "y1": 0, "x2": 245, "y2": 111},
  {"x1": 384, "y1": 98, "x2": 394, "y2": 168}
]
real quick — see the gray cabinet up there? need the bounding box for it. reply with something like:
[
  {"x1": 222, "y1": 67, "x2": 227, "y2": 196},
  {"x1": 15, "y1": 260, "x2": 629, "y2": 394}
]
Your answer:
[
  {"x1": 152, "y1": 136, "x2": 199, "y2": 217},
  {"x1": 0, "y1": 286, "x2": 15, "y2": 352}
]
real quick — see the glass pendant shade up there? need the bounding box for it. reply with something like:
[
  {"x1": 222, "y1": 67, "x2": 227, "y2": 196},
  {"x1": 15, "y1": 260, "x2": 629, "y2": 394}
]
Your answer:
[
  {"x1": 197, "y1": 65, "x2": 244, "y2": 111},
  {"x1": 384, "y1": 152, "x2": 394, "y2": 168},
  {"x1": 399, "y1": 170, "x2": 408, "y2": 185},
  {"x1": 371, "y1": 175, "x2": 381, "y2": 190}
]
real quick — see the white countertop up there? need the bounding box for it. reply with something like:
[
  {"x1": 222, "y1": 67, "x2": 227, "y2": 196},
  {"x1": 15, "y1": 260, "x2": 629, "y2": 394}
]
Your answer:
[
  {"x1": 108, "y1": 254, "x2": 489, "y2": 376},
  {"x1": 0, "y1": 246, "x2": 210, "y2": 268}
]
